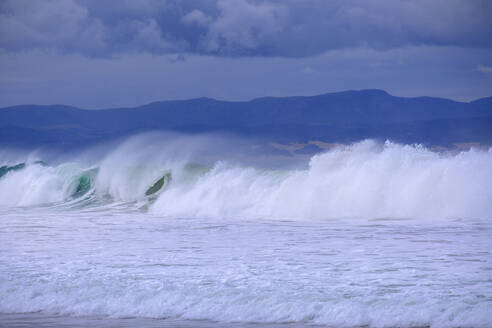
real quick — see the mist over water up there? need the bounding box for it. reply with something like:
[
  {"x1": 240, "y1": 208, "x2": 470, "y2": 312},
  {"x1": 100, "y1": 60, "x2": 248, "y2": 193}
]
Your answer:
[
  {"x1": 1, "y1": 134, "x2": 492, "y2": 327},
  {"x1": 152, "y1": 140, "x2": 492, "y2": 220},
  {"x1": 1, "y1": 135, "x2": 491, "y2": 220}
]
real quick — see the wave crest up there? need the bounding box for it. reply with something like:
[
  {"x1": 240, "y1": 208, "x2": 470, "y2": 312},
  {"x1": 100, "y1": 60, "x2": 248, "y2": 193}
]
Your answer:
[
  {"x1": 1, "y1": 139, "x2": 491, "y2": 219},
  {"x1": 151, "y1": 140, "x2": 492, "y2": 220}
]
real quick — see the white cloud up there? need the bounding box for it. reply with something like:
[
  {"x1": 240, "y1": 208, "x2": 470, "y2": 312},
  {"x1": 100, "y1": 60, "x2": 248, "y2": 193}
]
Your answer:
[
  {"x1": 182, "y1": 10, "x2": 211, "y2": 27},
  {"x1": 204, "y1": 0, "x2": 289, "y2": 52},
  {"x1": 132, "y1": 19, "x2": 174, "y2": 53},
  {"x1": 0, "y1": 0, "x2": 491, "y2": 57}
]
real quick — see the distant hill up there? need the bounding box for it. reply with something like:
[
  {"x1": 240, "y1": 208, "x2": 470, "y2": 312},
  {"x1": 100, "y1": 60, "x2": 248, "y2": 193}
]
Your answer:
[{"x1": 1, "y1": 89, "x2": 491, "y2": 149}]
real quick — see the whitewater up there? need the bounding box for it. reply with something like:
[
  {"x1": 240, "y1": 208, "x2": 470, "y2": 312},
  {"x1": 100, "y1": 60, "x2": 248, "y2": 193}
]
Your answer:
[{"x1": 1, "y1": 135, "x2": 492, "y2": 327}]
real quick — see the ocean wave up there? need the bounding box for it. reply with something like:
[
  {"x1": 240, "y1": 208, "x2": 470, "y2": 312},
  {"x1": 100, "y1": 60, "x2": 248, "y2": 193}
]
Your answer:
[
  {"x1": 1, "y1": 138, "x2": 491, "y2": 219},
  {"x1": 1, "y1": 275, "x2": 490, "y2": 327}
]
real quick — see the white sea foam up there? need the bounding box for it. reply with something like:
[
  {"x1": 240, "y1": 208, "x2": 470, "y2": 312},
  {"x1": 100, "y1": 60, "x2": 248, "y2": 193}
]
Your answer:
[
  {"x1": 151, "y1": 140, "x2": 492, "y2": 220},
  {"x1": 1, "y1": 209, "x2": 491, "y2": 328},
  {"x1": 1, "y1": 138, "x2": 492, "y2": 327},
  {"x1": 1, "y1": 138, "x2": 491, "y2": 220}
]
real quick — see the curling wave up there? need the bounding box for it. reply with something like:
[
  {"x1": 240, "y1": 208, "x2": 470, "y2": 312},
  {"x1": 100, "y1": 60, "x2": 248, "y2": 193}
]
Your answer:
[{"x1": 0, "y1": 140, "x2": 491, "y2": 219}]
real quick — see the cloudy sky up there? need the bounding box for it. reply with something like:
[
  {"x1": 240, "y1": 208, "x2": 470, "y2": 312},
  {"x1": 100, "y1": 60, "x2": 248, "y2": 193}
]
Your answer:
[{"x1": 1, "y1": 0, "x2": 491, "y2": 108}]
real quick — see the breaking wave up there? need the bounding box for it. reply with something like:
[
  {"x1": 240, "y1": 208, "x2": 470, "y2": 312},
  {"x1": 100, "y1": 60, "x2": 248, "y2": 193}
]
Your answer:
[
  {"x1": 1, "y1": 138, "x2": 491, "y2": 220},
  {"x1": 2, "y1": 135, "x2": 492, "y2": 328}
]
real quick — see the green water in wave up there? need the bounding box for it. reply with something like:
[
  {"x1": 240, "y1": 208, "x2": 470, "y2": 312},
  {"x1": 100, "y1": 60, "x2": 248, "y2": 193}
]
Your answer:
[
  {"x1": 0, "y1": 161, "x2": 46, "y2": 179},
  {"x1": 0, "y1": 163, "x2": 26, "y2": 178},
  {"x1": 71, "y1": 167, "x2": 98, "y2": 198},
  {"x1": 74, "y1": 176, "x2": 92, "y2": 198},
  {"x1": 145, "y1": 172, "x2": 172, "y2": 196}
]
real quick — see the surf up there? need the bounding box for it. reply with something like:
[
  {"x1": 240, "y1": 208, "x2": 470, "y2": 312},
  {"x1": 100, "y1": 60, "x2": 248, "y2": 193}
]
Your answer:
[{"x1": 1, "y1": 137, "x2": 491, "y2": 220}]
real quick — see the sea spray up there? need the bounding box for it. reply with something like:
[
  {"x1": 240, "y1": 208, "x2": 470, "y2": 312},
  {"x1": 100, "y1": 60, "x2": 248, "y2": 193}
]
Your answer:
[
  {"x1": 1, "y1": 138, "x2": 492, "y2": 327},
  {"x1": 151, "y1": 140, "x2": 492, "y2": 220},
  {"x1": 1, "y1": 207, "x2": 491, "y2": 327},
  {"x1": 1, "y1": 138, "x2": 491, "y2": 219}
]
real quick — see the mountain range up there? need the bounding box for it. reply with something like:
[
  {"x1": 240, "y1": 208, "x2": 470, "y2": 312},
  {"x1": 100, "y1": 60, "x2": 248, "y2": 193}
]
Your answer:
[{"x1": 1, "y1": 89, "x2": 491, "y2": 150}]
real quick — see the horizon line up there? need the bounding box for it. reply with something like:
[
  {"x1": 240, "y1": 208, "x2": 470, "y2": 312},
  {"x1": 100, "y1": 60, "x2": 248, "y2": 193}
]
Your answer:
[{"x1": 1, "y1": 89, "x2": 490, "y2": 111}]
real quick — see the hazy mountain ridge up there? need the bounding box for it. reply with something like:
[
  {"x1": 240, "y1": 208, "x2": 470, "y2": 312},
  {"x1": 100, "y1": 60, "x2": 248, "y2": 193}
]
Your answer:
[{"x1": 1, "y1": 90, "x2": 491, "y2": 149}]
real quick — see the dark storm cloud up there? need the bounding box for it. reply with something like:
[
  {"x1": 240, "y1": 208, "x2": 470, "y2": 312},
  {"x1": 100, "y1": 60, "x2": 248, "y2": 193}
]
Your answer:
[{"x1": 1, "y1": 0, "x2": 491, "y2": 58}]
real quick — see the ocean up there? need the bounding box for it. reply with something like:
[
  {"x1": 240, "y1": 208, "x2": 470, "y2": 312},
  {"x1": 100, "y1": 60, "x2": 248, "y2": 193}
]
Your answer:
[{"x1": 1, "y1": 137, "x2": 491, "y2": 327}]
